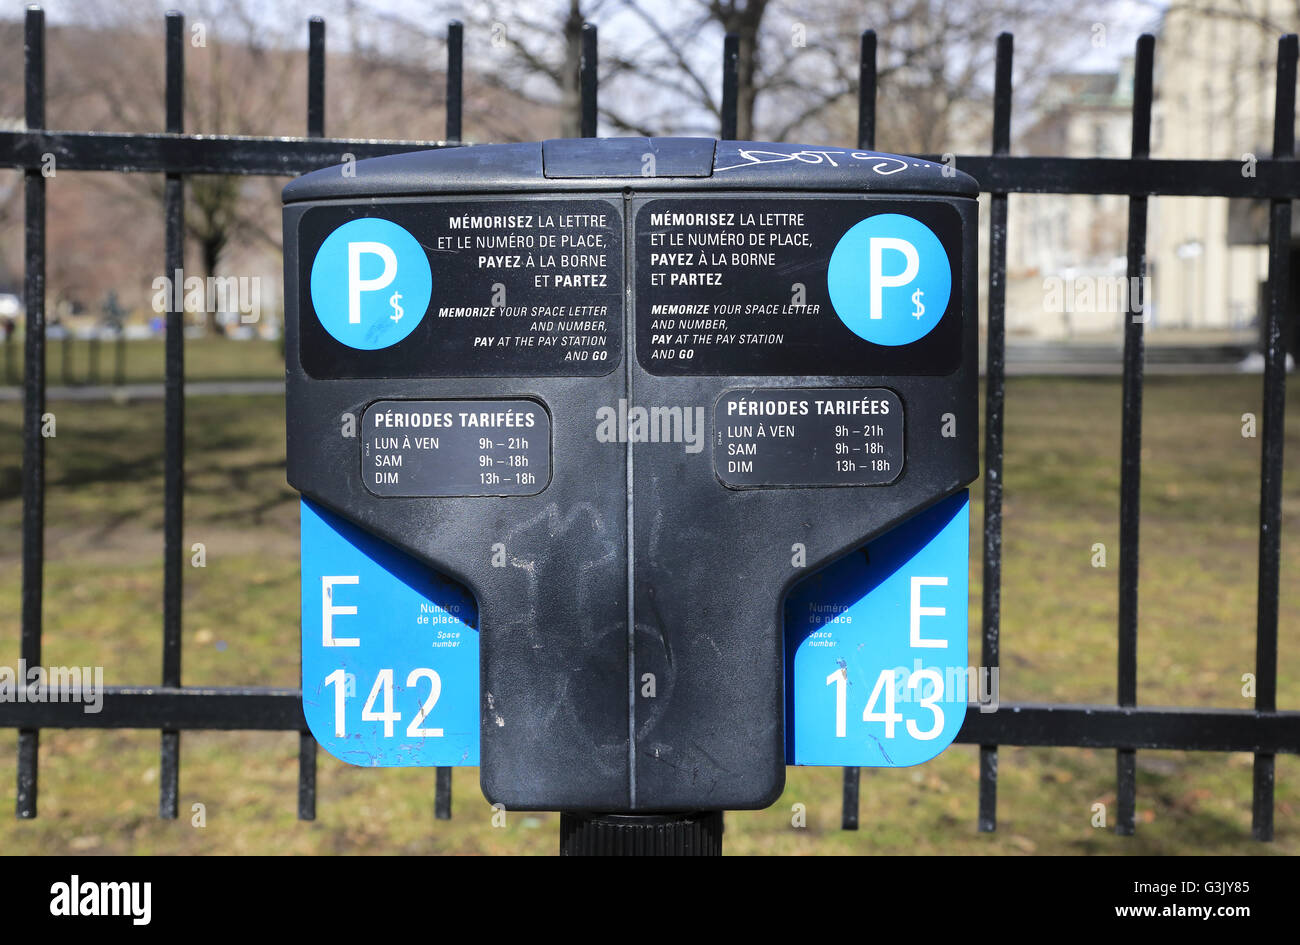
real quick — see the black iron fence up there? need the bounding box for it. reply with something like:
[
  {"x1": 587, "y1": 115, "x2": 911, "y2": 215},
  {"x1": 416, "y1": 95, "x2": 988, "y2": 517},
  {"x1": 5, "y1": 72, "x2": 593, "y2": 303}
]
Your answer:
[{"x1": 2, "y1": 6, "x2": 1298, "y2": 843}]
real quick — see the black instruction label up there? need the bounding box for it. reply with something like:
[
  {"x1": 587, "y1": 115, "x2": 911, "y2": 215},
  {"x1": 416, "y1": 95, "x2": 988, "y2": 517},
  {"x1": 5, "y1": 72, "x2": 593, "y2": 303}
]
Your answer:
[
  {"x1": 362, "y1": 399, "x2": 550, "y2": 496},
  {"x1": 714, "y1": 388, "x2": 903, "y2": 488},
  {"x1": 635, "y1": 197, "x2": 961, "y2": 376},
  {"x1": 300, "y1": 199, "x2": 623, "y2": 378}
]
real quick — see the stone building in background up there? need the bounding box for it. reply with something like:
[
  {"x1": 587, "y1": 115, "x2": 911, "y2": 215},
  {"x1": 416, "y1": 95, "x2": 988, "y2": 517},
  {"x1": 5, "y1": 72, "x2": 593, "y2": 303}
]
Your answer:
[
  {"x1": 1151, "y1": 0, "x2": 1293, "y2": 343},
  {"x1": 1006, "y1": 62, "x2": 1136, "y2": 339},
  {"x1": 1007, "y1": 0, "x2": 1295, "y2": 347}
]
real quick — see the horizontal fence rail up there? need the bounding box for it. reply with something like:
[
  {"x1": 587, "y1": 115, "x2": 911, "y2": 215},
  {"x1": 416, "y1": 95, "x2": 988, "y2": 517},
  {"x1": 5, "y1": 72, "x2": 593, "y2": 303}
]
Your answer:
[
  {"x1": 2, "y1": 134, "x2": 1299, "y2": 196},
  {"x1": 2, "y1": 6, "x2": 1298, "y2": 843}
]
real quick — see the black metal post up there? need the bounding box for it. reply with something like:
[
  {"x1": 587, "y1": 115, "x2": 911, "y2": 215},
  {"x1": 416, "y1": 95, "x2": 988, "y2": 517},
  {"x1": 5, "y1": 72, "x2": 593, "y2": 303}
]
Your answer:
[
  {"x1": 857, "y1": 30, "x2": 876, "y2": 150},
  {"x1": 1252, "y1": 32, "x2": 1297, "y2": 843},
  {"x1": 307, "y1": 17, "x2": 324, "y2": 138},
  {"x1": 560, "y1": 811, "x2": 723, "y2": 855},
  {"x1": 979, "y1": 31, "x2": 1013, "y2": 834},
  {"x1": 17, "y1": 3, "x2": 46, "y2": 821},
  {"x1": 580, "y1": 23, "x2": 597, "y2": 138},
  {"x1": 159, "y1": 9, "x2": 185, "y2": 820},
  {"x1": 1115, "y1": 33, "x2": 1155, "y2": 838},
  {"x1": 721, "y1": 33, "x2": 738, "y2": 139},
  {"x1": 446, "y1": 20, "x2": 462, "y2": 142},
  {"x1": 435, "y1": 767, "x2": 452, "y2": 820}
]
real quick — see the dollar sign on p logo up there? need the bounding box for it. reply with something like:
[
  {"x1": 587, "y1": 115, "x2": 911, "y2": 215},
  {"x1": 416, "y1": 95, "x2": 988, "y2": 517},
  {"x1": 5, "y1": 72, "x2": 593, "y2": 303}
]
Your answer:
[
  {"x1": 827, "y1": 213, "x2": 950, "y2": 346},
  {"x1": 311, "y1": 218, "x2": 432, "y2": 350}
]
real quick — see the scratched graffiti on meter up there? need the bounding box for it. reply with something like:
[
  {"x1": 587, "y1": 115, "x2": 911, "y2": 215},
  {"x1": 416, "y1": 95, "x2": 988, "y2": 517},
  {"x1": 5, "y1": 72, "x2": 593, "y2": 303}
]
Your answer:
[
  {"x1": 362, "y1": 399, "x2": 550, "y2": 497},
  {"x1": 635, "y1": 197, "x2": 961, "y2": 376},
  {"x1": 714, "y1": 388, "x2": 903, "y2": 488}
]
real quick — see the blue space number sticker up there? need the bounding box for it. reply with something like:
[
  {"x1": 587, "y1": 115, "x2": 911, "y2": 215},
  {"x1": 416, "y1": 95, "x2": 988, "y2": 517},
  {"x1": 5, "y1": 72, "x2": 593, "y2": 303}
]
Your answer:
[
  {"x1": 300, "y1": 498, "x2": 479, "y2": 766},
  {"x1": 786, "y1": 492, "x2": 970, "y2": 766}
]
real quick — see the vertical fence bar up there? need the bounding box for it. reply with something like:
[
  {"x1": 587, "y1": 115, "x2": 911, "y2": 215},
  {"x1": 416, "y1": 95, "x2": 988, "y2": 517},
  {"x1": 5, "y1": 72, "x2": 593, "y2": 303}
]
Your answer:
[
  {"x1": 840, "y1": 766, "x2": 860, "y2": 830},
  {"x1": 1253, "y1": 32, "x2": 1297, "y2": 843},
  {"x1": 857, "y1": 30, "x2": 876, "y2": 150},
  {"x1": 297, "y1": 731, "x2": 317, "y2": 821},
  {"x1": 1115, "y1": 33, "x2": 1154, "y2": 839},
  {"x1": 434, "y1": 40, "x2": 461, "y2": 834},
  {"x1": 721, "y1": 33, "x2": 738, "y2": 140},
  {"x1": 159, "y1": 10, "x2": 185, "y2": 821},
  {"x1": 579, "y1": 23, "x2": 597, "y2": 138},
  {"x1": 446, "y1": 20, "x2": 463, "y2": 142},
  {"x1": 307, "y1": 17, "x2": 325, "y2": 137},
  {"x1": 839, "y1": 28, "x2": 878, "y2": 830},
  {"x1": 17, "y1": 3, "x2": 46, "y2": 821},
  {"x1": 435, "y1": 766, "x2": 453, "y2": 820},
  {"x1": 978, "y1": 32, "x2": 1012, "y2": 834},
  {"x1": 298, "y1": 15, "x2": 326, "y2": 822}
]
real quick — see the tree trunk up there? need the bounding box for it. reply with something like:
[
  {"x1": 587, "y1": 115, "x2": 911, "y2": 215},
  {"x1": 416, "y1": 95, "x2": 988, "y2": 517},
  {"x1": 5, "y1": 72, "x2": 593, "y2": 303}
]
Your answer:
[{"x1": 201, "y1": 232, "x2": 224, "y2": 336}]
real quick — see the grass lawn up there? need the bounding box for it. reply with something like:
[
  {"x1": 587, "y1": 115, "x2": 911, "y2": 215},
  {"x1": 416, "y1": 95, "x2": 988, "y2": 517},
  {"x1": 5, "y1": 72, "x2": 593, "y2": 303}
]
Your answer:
[{"x1": 0, "y1": 375, "x2": 1297, "y2": 854}]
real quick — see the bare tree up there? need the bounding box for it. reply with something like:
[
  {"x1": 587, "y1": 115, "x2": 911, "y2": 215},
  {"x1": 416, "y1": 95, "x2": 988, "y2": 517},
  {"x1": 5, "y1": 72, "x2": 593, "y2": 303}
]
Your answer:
[
  {"x1": 375, "y1": 0, "x2": 1124, "y2": 151},
  {"x1": 420, "y1": 0, "x2": 618, "y2": 139},
  {"x1": 51, "y1": 0, "x2": 304, "y2": 330}
]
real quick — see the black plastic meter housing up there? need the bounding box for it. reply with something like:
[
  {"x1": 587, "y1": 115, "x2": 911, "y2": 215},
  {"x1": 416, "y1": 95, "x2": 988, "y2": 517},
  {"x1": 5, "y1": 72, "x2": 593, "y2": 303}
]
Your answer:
[{"x1": 283, "y1": 138, "x2": 979, "y2": 813}]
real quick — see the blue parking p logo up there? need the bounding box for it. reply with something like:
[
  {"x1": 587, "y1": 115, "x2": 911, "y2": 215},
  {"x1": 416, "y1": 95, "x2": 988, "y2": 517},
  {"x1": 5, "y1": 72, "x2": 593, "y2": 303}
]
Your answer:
[
  {"x1": 827, "y1": 213, "x2": 951, "y2": 347},
  {"x1": 309, "y1": 217, "x2": 432, "y2": 349}
]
